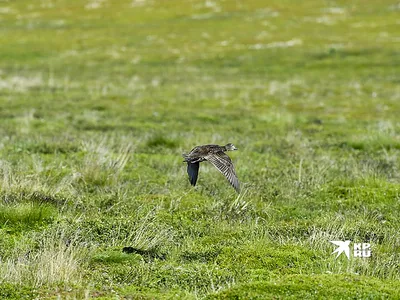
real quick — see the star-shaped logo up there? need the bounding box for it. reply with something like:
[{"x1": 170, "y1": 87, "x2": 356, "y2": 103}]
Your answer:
[{"x1": 330, "y1": 240, "x2": 351, "y2": 259}]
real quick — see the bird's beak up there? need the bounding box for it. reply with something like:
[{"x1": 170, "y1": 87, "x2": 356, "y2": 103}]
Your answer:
[{"x1": 233, "y1": 146, "x2": 238, "y2": 150}]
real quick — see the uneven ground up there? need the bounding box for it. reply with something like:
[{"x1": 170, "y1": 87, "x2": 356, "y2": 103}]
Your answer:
[{"x1": 0, "y1": 0, "x2": 399, "y2": 298}]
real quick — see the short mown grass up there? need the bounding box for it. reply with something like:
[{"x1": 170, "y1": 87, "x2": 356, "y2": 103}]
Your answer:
[{"x1": 0, "y1": 0, "x2": 399, "y2": 298}]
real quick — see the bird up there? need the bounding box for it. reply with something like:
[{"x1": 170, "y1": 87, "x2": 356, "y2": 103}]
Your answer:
[
  {"x1": 330, "y1": 240, "x2": 351, "y2": 259},
  {"x1": 182, "y1": 143, "x2": 240, "y2": 193}
]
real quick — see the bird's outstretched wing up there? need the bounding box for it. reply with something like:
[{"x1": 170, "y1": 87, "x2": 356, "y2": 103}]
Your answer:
[
  {"x1": 187, "y1": 162, "x2": 200, "y2": 186},
  {"x1": 205, "y1": 152, "x2": 240, "y2": 193},
  {"x1": 330, "y1": 241, "x2": 343, "y2": 247}
]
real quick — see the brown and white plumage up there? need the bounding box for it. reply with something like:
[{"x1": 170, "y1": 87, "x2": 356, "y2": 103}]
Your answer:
[{"x1": 182, "y1": 143, "x2": 240, "y2": 193}]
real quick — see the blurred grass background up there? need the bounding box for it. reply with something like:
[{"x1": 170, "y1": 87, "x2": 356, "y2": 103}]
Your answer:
[{"x1": 0, "y1": 0, "x2": 399, "y2": 298}]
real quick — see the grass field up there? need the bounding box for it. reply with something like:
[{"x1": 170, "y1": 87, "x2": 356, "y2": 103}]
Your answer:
[{"x1": 0, "y1": 0, "x2": 399, "y2": 298}]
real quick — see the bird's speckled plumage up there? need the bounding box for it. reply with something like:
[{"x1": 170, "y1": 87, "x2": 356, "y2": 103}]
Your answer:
[{"x1": 182, "y1": 143, "x2": 240, "y2": 193}]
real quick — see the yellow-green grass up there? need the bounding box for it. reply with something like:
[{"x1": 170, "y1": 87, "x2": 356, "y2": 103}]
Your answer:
[{"x1": 0, "y1": 0, "x2": 399, "y2": 298}]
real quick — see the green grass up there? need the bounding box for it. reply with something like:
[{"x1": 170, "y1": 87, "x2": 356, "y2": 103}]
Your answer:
[{"x1": 0, "y1": 0, "x2": 399, "y2": 298}]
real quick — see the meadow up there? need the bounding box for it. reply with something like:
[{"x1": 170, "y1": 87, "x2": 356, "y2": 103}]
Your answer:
[{"x1": 0, "y1": 0, "x2": 399, "y2": 298}]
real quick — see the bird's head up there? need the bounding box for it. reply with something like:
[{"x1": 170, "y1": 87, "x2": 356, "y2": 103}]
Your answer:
[{"x1": 224, "y1": 143, "x2": 238, "y2": 151}]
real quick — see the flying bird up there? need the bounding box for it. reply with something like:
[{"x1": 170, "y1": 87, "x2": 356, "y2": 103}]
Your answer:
[
  {"x1": 182, "y1": 143, "x2": 240, "y2": 193},
  {"x1": 330, "y1": 240, "x2": 351, "y2": 259}
]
